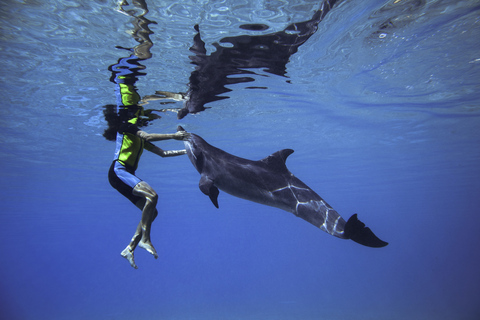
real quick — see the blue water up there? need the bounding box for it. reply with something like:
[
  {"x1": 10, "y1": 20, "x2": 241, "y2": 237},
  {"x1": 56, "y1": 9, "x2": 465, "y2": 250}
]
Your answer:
[{"x1": 1, "y1": 0, "x2": 480, "y2": 319}]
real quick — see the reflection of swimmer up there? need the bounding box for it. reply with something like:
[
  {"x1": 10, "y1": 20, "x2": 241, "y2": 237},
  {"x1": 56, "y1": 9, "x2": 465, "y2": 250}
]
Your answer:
[
  {"x1": 116, "y1": 0, "x2": 156, "y2": 59},
  {"x1": 104, "y1": 53, "x2": 187, "y2": 269}
]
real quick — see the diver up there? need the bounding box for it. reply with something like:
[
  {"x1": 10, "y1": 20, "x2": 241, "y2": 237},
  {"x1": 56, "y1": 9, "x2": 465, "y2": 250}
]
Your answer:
[
  {"x1": 103, "y1": 51, "x2": 188, "y2": 269},
  {"x1": 103, "y1": 102, "x2": 187, "y2": 269}
]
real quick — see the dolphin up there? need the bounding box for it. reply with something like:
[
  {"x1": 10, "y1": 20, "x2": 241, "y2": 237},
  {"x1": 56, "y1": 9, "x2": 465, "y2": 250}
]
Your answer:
[{"x1": 179, "y1": 126, "x2": 388, "y2": 248}]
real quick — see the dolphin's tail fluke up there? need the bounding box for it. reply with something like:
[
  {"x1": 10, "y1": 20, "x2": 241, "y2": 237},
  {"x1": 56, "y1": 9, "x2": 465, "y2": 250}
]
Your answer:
[{"x1": 344, "y1": 214, "x2": 388, "y2": 248}]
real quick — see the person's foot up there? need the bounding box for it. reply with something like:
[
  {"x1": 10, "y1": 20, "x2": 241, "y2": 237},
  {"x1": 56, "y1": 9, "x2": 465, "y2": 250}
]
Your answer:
[
  {"x1": 139, "y1": 240, "x2": 158, "y2": 259},
  {"x1": 121, "y1": 247, "x2": 138, "y2": 269}
]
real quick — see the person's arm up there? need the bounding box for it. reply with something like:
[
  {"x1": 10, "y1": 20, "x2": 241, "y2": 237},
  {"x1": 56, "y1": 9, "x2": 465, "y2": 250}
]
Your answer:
[
  {"x1": 136, "y1": 130, "x2": 187, "y2": 142},
  {"x1": 138, "y1": 130, "x2": 188, "y2": 158},
  {"x1": 148, "y1": 144, "x2": 187, "y2": 158}
]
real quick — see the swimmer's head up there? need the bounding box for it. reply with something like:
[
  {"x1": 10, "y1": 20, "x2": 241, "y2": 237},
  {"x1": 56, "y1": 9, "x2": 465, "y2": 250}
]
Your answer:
[
  {"x1": 102, "y1": 104, "x2": 120, "y2": 141},
  {"x1": 102, "y1": 104, "x2": 161, "y2": 140}
]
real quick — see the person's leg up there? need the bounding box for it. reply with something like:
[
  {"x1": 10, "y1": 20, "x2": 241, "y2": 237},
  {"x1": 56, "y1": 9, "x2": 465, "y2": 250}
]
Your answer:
[
  {"x1": 132, "y1": 181, "x2": 159, "y2": 258},
  {"x1": 110, "y1": 161, "x2": 146, "y2": 268},
  {"x1": 120, "y1": 204, "x2": 144, "y2": 269},
  {"x1": 121, "y1": 240, "x2": 139, "y2": 269}
]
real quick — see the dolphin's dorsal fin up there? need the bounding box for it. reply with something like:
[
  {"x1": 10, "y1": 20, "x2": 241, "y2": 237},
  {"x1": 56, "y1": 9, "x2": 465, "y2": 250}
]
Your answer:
[{"x1": 260, "y1": 149, "x2": 294, "y2": 172}]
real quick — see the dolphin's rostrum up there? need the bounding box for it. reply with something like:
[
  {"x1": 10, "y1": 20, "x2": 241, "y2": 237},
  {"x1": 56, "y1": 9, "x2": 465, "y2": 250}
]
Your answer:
[{"x1": 179, "y1": 126, "x2": 388, "y2": 248}]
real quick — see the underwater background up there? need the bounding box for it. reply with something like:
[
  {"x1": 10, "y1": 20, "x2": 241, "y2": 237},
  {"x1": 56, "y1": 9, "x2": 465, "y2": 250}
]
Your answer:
[{"x1": 1, "y1": 0, "x2": 480, "y2": 319}]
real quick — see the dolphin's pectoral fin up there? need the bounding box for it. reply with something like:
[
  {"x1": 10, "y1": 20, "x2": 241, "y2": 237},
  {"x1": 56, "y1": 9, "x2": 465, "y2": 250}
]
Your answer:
[
  {"x1": 344, "y1": 214, "x2": 388, "y2": 248},
  {"x1": 198, "y1": 175, "x2": 213, "y2": 196},
  {"x1": 208, "y1": 186, "x2": 219, "y2": 209},
  {"x1": 199, "y1": 175, "x2": 220, "y2": 208}
]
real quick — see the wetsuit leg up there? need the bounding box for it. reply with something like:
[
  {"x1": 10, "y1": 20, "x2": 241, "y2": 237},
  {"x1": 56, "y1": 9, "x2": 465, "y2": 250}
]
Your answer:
[{"x1": 108, "y1": 161, "x2": 143, "y2": 205}]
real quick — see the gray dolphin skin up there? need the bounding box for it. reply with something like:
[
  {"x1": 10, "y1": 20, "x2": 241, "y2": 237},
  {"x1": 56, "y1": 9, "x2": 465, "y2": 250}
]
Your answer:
[{"x1": 178, "y1": 126, "x2": 388, "y2": 248}]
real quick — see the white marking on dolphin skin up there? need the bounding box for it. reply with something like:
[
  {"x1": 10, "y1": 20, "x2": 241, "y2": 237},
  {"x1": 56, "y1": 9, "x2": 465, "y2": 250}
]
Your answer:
[
  {"x1": 321, "y1": 202, "x2": 345, "y2": 236},
  {"x1": 332, "y1": 216, "x2": 344, "y2": 236},
  {"x1": 292, "y1": 198, "x2": 343, "y2": 236},
  {"x1": 321, "y1": 206, "x2": 330, "y2": 232},
  {"x1": 271, "y1": 183, "x2": 315, "y2": 213},
  {"x1": 271, "y1": 183, "x2": 311, "y2": 194},
  {"x1": 186, "y1": 143, "x2": 196, "y2": 161},
  {"x1": 319, "y1": 205, "x2": 345, "y2": 236}
]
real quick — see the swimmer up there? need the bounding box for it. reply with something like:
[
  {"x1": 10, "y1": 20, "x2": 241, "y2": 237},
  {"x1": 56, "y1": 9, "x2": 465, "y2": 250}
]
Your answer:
[{"x1": 103, "y1": 104, "x2": 188, "y2": 268}]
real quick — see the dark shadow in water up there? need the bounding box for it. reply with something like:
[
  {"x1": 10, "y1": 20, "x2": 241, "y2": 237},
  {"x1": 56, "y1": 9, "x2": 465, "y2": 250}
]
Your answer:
[{"x1": 174, "y1": 0, "x2": 339, "y2": 119}]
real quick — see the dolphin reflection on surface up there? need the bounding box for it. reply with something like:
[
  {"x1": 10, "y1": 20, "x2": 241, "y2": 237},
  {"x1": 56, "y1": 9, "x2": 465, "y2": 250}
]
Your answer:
[{"x1": 173, "y1": 0, "x2": 340, "y2": 118}]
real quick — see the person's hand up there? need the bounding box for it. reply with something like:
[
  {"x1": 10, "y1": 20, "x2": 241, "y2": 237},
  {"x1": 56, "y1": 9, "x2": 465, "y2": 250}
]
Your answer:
[{"x1": 173, "y1": 131, "x2": 189, "y2": 140}]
